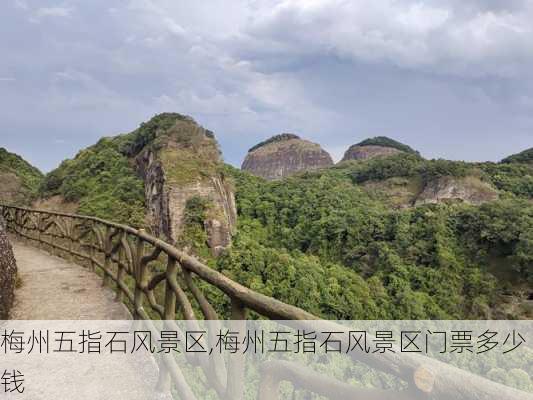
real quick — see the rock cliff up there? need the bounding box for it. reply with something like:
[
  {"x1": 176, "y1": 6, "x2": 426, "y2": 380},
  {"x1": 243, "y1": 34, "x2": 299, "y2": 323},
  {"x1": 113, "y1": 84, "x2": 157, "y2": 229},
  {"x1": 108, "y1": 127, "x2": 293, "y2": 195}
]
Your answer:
[
  {"x1": 134, "y1": 115, "x2": 237, "y2": 255},
  {"x1": 242, "y1": 134, "x2": 333, "y2": 180},
  {"x1": 0, "y1": 217, "x2": 17, "y2": 318},
  {"x1": 415, "y1": 175, "x2": 499, "y2": 206}
]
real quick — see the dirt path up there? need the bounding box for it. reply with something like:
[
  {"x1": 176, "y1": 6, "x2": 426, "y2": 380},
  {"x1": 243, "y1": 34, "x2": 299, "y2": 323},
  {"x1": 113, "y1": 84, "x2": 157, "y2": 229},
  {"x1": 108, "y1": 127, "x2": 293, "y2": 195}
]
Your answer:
[{"x1": 10, "y1": 239, "x2": 130, "y2": 320}]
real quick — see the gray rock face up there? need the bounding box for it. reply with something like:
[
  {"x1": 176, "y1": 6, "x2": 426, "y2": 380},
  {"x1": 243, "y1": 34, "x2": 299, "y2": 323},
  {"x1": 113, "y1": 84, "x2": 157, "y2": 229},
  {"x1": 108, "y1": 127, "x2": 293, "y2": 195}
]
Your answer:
[
  {"x1": 415, "y1": 176, "x2": 499, "y2": 206},
  {"x1": 136, "y1": 117, "x2": 237, "y2": 255},
  {"x1": 242, "y1": 134, "x2": 333, "y2": 180},
  {"x1": 0, "y1": 217, "x2": 17, "y2": 318},
  {"x1": 341, "y1": 145, "x2": 403, "y2": 162}
]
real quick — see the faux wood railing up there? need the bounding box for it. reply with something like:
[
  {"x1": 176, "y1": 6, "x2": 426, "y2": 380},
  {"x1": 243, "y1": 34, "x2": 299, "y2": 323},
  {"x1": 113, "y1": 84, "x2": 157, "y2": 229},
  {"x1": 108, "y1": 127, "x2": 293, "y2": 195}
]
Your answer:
[{"x1": 1, "y1": 204, "x2": 530, "y2": 400}]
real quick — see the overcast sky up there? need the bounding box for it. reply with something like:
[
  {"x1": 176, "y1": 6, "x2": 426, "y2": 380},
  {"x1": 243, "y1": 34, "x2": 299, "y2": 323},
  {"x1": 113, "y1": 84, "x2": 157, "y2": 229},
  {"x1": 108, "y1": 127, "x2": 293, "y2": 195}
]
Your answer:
[{"x1": 1, "y1": 0, "x2": 532, "y2": 172}]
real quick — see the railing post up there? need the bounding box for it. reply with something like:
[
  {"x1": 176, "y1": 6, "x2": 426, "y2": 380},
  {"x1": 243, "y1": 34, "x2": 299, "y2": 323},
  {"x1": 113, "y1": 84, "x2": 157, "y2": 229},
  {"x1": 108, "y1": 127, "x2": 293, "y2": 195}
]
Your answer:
[
  {"x1": 89, "y1": 243, "x2": 96, "y2": 272},
  {"x1": 115, "y1": 236, "x2": 125, "y2": 303},
  {"x1": 156, "y1": 255, "x2": 179, "y2": 392},
  {"x1": 102, "y1": 227, "x2": 112, "y2": 287},
  {"x1": 133, "y1": 230, "x2": 146, "y2": 319},
  {"x1": 225, "y1": 298, "x2": 247, "y2": 400}
]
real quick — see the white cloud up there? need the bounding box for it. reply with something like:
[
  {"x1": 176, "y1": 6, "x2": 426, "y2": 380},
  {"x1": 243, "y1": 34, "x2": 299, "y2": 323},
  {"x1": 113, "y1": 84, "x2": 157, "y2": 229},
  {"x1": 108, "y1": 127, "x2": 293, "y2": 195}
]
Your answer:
[{"x1": 36, "y1": 7, "x2": 72, "y2": 18}]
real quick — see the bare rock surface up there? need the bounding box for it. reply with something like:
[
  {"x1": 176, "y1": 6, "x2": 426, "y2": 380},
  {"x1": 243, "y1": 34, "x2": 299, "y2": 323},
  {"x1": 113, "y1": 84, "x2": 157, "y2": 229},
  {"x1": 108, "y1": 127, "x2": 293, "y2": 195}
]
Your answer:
[
  {"x1": 0, "y1": 218, "x2": 17, "y2": 318},
  {"x1": 415, "y1": 176, "x2": 499, "y2": 206},
  {"x1": 242, "y1": 134, "x2": 333, "y2": 180}
]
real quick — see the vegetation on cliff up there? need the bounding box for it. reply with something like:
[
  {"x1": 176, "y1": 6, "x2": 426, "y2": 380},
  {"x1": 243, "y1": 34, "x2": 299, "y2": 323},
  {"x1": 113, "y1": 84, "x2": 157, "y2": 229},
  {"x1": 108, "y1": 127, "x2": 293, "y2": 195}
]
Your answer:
[
  {"x1": 38, "y1": 114, "x2": 191, "y2": 225},
  {"x1": 248, "y1": 133, "x2": 300, "y2": 153},
  {"x1": 0, "y1": 147, "x2": 43, "y2": 204},
  {"x1": 354, "y1": 136, "x2": 419, "y2": 154}
]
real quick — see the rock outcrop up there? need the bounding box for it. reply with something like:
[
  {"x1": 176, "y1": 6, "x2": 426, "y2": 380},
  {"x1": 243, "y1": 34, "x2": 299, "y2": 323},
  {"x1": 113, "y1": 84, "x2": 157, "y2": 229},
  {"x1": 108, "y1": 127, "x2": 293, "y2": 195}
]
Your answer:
[
  {"x1": 135, "y1": 115, "x2": 237, "y2": 255},
  {"x1": 415, "y1": 176, "x2": 499, "y2": 206},
  {"x1": 341, "y1": 136, "x2": 418, "y2": 162},
  {"x1": 242, "y1": 134, "x2": 333, "y2": 180},
  {"x1": 0, "y1": 217, "x2": 17, "y2": 318}
]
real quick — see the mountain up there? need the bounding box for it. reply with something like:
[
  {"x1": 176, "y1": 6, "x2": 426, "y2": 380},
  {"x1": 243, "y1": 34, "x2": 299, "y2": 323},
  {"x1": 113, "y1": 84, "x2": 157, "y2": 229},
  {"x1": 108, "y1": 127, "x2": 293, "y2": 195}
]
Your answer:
[
  {"x1": 241, "y1": 134, "x2": 333, "y2": 180},
  {"x1": 341, "y1": 136, "x2": 419, "y2": 162},
  {"x1": 0, "y1": 147, "x2": 43, "y2": 205},
  {"x1": 502, "y1": 147, "x2": 533, "y2": 164},
  {"x1": 39, "y1": 113, "x2": 236, "y2": 255}
]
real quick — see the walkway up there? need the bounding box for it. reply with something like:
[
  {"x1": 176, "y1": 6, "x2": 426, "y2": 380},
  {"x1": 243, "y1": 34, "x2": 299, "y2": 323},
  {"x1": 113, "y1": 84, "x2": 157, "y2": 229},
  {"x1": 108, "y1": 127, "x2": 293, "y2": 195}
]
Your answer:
[
  {"x1": 11, "y1": 239, "x2": 130, "y2": 319},
  {"x1": 7, "y1": 239, "x2": 172, "y2": 399}
]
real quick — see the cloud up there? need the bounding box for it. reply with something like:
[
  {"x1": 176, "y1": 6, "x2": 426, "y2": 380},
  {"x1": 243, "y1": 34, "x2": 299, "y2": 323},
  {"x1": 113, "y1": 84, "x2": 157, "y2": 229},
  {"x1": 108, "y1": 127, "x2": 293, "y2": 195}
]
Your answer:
[
  {"x1": 0, "y1": 78, "x2": 16, "y2": 82},
  {"x1": 26, "y1": 6, "x2": 73, "y2": 23},
  {"x1": 36, "y1": 7, "x2": 72, "y2": 18},
  {"x1": 1, "y1": 0, "x2": 533, "y2": 172},
  {"x1": 237, "y1": 0, "x2": 533, "y2": 78}
]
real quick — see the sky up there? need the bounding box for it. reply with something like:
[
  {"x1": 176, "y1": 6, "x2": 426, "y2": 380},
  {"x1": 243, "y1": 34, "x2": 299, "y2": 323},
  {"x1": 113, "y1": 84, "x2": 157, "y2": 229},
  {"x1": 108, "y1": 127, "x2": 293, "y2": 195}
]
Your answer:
[{"x1": 1, "y1": 0, "x2": 532, "y2": 172}]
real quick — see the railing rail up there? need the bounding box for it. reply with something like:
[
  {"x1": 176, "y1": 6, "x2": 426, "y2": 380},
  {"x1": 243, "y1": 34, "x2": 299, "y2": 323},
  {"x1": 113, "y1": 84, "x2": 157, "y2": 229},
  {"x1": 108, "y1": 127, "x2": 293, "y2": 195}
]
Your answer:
[{"x1": 2, "y1": 204, "x2": 529, "y2": 400}]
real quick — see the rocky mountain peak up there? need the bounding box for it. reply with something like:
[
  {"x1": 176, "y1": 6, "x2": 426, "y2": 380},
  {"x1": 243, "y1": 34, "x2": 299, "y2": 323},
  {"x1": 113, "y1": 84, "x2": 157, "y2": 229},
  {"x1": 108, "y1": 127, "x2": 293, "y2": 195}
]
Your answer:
[
  {"x1": 341, "y1": 136, "x2": 418, "y2": 162},
  {"x1": 134, "y1": 114, "x2": 236, "y2": 255},
  {"x1": 242, "y1": 134, "x2": 333, "y2": 180}
]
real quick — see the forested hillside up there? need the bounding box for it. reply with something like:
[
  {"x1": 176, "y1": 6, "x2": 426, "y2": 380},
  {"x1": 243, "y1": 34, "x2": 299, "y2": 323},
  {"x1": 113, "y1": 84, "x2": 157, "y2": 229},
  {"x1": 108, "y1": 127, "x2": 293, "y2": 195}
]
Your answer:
[
  {"x1": 211, "y1": 155, "x2": 532, "y2": 319},
  {"x1": 0, "y1": 148, "x2": 43, "y2": 205}
]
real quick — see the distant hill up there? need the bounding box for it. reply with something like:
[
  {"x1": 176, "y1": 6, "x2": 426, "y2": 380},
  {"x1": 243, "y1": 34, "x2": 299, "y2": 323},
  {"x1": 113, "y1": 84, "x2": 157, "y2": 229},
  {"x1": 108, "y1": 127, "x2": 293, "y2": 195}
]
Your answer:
[
  {"x1": 0, "y1": 147, "x2": 43, "y2": 205},
  {"x1": 502, "y1": 147, "x2": 533, "y2": 164}
]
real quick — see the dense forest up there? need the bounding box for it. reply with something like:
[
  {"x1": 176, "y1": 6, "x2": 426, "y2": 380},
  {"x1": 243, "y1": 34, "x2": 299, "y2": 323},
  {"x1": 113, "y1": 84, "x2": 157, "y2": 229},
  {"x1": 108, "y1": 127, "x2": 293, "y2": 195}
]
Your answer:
[{"x1": 209, "y1": 157, "x2": 533, "y2": 320}]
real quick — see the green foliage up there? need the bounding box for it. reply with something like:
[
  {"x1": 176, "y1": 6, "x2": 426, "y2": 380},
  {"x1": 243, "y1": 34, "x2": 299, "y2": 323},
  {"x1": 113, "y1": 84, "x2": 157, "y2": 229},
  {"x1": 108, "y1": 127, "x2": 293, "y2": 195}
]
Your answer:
[
  {"x1": 355, "y1": 136, "x2": 419, "y2": 154},
  {"x1": 501, "y1": 147, "x2": 533, "y2": 164},
  {"x1": 116, "y1": 112, "x2": 190, "y2": 157},
  {"x1": 349, "y1": 153, "x2": 422, "y2": 183},
  {"x1": 178, "y1": 196, "x2": 213, "y2": 260},
  {"x1": 223, "y1": 163, "x2": 532, "y2": 320},
  {"x1": 0, "y1": 147, "x2": 43, "y2": 197},
  {"x1": 40, "y1": 136, "x2": 146, "y2": 225},
  {"x1": 478, "y1": 162, "x2": 533, "y2": 198}
]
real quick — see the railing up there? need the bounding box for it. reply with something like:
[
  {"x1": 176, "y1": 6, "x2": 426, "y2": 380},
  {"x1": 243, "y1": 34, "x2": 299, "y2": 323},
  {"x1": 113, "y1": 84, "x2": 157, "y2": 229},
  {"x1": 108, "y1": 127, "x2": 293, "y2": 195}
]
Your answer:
[{"x1": 1, "y1": 204, "x2": 529, "y2": 400}]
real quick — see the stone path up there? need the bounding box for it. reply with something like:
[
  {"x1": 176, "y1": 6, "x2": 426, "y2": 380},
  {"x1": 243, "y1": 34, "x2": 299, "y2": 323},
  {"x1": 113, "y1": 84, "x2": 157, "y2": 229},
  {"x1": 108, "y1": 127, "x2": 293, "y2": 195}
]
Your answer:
[{"x1": 11, "y1": 239, "x2": 130, "y2": 319}]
